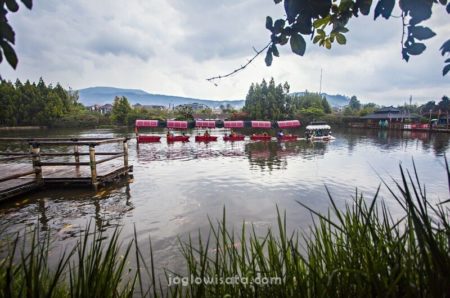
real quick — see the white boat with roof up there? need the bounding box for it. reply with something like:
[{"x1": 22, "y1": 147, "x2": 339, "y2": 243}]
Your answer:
[{"x1": 305, "y1": 121, "x2": 335, "y2": 141}]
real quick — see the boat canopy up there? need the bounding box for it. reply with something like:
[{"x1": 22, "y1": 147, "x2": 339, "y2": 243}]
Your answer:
[
  {"x1": 167, "y1": 120, "x2": 188, "y2": 129},
  {"x1": 195, "y1": 120, "x2": 216, "y2": 128},
  {"x1": 305, "y1": 124, "x2": 331, "y2": 130},
  {"x1": 135, "y1": 119, "x2": 159, "y2": 128},
  {"x1": 277, "y1": 120, "x2": 300, "y2": 128},
  {"x1": 251, "y1": 121, "x2": 271, "y2": 129},
  {"x1": 224, "y1": 121, "x2": 244, "y2": 128}
]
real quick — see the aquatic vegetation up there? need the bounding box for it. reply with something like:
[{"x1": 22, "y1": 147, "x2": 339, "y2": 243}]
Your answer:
[{"x1": 0, "y1": 158, "x2": 449, "y2": 297}]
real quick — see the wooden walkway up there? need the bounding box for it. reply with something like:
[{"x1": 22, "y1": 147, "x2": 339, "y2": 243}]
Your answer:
[{"x1": 0, "y1": 138, "x2": 133, "y2": 202}]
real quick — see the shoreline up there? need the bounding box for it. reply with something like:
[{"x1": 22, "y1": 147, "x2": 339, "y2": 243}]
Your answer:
[{"x1": 0, "y1": 126, "x2": 48, "y2": 130}]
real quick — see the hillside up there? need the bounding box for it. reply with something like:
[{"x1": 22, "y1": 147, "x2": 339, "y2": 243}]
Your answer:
[
  {"x1": 77, "y1": 87, "x2": 350, "y2": 109},
  {"x1": 78, "y1": 87, "x2": 245, "y2": 108},
  {"x1": 290, "y1": 92, "x2": 349, "y2": 107}
]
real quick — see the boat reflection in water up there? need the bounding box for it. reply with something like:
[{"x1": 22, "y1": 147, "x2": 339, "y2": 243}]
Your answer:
[{"x1": 245, "y1": 140, "x2": 330, "y2": 171}]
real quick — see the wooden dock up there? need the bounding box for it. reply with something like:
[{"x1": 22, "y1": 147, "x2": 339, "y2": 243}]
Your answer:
[{"x1": 0, "y1": 137, "x2": 133, "y2": 202}]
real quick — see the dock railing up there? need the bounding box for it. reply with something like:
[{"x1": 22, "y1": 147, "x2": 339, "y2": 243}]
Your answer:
[{"x1": 0, "y1": 137, "x2": 131, "y2": 190}]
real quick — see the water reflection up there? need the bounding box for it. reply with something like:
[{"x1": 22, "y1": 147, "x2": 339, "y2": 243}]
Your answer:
[
  {"x1": 0, "y1": 127, "x2": 450, "y2": 272},
  {"x1": 0, "y1": 181, "x2": 133, "y2": 240}
]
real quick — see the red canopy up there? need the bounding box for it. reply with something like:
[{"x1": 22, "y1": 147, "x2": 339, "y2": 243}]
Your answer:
[
  {"x1": 251, "y1": 121, "x2": 271, "y2": 129},
  {"x1": 167, "y1": 120, "x2": 188, "y2": 129},
  {"x1": 224, "y1": 121, "x2": 244, "y2": 128},
  {"x1": 135, "y1": 119, "x2": 159, "y2": 128},
  {"x1": 277, "y1": 120, "x2": 300, "y2": 128},
  {"x1": 195, "y1": 120, "x2": 216, "y2": 128}
]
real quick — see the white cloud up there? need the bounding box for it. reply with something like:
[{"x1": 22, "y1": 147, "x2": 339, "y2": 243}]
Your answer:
[{"x1": 0, "y1": 0, "x2": 448, "y2": 106}]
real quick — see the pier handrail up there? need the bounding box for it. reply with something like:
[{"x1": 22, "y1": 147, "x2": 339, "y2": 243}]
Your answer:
[{"x1": 0, "y1": 137, "x2": 131, "y2": 190}]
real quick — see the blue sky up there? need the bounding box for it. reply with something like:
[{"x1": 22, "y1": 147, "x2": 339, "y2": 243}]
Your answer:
[{"x1": 0, "y1": 0, "x2": 448, "y2": 105}]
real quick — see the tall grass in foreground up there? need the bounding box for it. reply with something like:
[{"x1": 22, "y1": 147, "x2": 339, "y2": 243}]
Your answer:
[{"x1": 1, "y1": 158, "x2": 449, "y2": 297}]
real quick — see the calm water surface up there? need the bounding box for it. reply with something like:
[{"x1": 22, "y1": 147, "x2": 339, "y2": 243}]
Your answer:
[{"x1": 0, "y1": 127, "x2": 449, "y2": 270}]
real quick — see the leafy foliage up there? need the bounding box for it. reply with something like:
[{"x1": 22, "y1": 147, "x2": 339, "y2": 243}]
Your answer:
[
  {"x1": 0, "y1": 78, "x2": 81, "y2": 126},
  {"x1": 266, "y1": 0, "x2": 449, "y2": 75},
  {"x1": 0, "y1": 0, "x2": 33, "y2": 70},
  {"x1": 419, "y1": 95, "x2": 450, "y2": 114},
  {"x1": 174, "y1": 104, "x2": 194, "y2": 120},
  {"x1": 111, "y1": 96, "x2": 132, "y2": 125},
  {"x1": 243, "y1": 79, "x2": 332, "y2": 121}
]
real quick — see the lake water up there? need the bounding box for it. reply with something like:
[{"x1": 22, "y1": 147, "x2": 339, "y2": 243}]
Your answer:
[{"x1": 0, "y1": 127, "x2": 449, "y2": 271}]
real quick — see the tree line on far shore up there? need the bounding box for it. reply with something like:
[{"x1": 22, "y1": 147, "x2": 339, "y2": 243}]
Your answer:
[{"x1": 0, "y1": 78, "x2": 448, "y2": 128}]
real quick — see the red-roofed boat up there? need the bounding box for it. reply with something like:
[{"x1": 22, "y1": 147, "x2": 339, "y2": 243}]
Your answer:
[
  {"x1": 135, "y1": 120, "x2": 161, "y2": 143},
  {"x1": 138, "y1": 135, "x2": 161, "y2": 143},
  {"x1": 195, "y1": 135, "x2": 218, "y2": 142},
  {"x1": 167, "y1": 135, "x2": 190, "y2": 142},
  {"x1": 223, "y1": 135, "x2": 245, "y2": 141}
]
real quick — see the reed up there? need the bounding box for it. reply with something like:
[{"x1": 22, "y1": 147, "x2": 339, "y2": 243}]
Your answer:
[{"x1": 0, "y1": 158, "x2": 449, "y2": 297}]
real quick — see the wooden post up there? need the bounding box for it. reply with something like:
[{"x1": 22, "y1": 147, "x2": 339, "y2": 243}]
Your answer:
[
  {"x1": 74, "y1": 145, "x2": 80, "y2": 165},
  {"x1": 89, "y1": 145, "x2": 98, "y2": 189},
  {"x1": 31, "y1": 142, "x2": 43, "y2": 184},
  {"x1": 123, "y1": 139, "x2": 129, "y2": 168}
]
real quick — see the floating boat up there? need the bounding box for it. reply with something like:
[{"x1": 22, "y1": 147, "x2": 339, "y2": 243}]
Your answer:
[
  {"x1": 137, "y1": 135, "x2": 161, "y2": 143},
  {"x1": 223, "y1": 135, "x2": 245, "y2": 141},
  {"x1": 250, "y1": 134, "x2": 272, "y2": 141},
  {"x1": 277, "y1": 135, "x2": 298, "y2": 141},
  {"x1": 305, "y1": 122, "x2": 334, "y2": 141},
  {"x1": 167, "y1": 135, "x2": 190, "y2": 142},
  {"x1": 195, "y1": 135, "x2": 218, "y2": 142}
]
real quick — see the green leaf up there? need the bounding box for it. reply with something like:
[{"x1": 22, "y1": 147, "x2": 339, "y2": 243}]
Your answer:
[
  {"x1": 290, "y1": 33, "x2": 306, "y2": 56},
  {"x1": 313, "y1": 35, "x2": 322, "y2": 44},
  {"x1": 313, "y1": 17, "x2": 329, "y2": 28},
  {"x1": 336, "y1": 33, "x2": 347, "y2": 45},
  {"x1": 5, "y1": 0, "x2": 19, "y2": 12},
  {"x1": 1, "y1": 41, "x2": 18, "y2": 69},
  {"x1": 273, "y1": 19, "x2": 285, "y2": 34},
  {"x1": 21, "y1": 0, "x2": 33, "y2": 9},
  {"x1": 1, "y1": 23, "x2": 15, "y2": 43},
  {"x1": 317, "y1": 29, "x2": 325, "y2": 36},
  {"x1": 409, "y1": 26, "x2": 436, "y2": 40},
  {"x1": 271, "y1": 44, "x2": 279, "y2": 57},
  {"x1": 325, "y1": 39, "x2": 332, "y2": 49},
  {"x1": 266, "y1": 16, "x2": 273, "y2": 31},
  {"x1": 279, "y1": 34, "x2": 289, "y2": 45},
  {"x1": 407, "y1": 42, "x2": 426, "y2": 55},
  {"x1": 265, "y1": 49, "x2": 273, "y2": 66},
  {"x1": 443, "y1": 64, "x2": 450, "y2": 76}
]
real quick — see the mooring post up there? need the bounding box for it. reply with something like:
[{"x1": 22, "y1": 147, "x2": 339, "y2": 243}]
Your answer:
[
  {"x1": 30, "y1": 142, "x2": 43, "y2": 184},
  {"x1": 74, "y1": 144, "x2": 80, "y2": 166},
  {"x1": 123, "y1": 138, "x2": 129, "y2": 168},
  {"x1": 89, "y1": 144, "x2": 98, "y2": 190}
]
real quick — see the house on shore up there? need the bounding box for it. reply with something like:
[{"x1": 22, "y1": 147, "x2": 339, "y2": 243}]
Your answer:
[{"x1": 359, "y1": 106, "x2": 420, "y2": 128}]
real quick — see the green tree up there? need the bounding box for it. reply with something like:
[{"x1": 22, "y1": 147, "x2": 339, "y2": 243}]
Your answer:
[
  {"x1": 359, "y1": 102, "x2": 379, "y2": 116},
  {"x1": 437, "y1": 95, "x2": 450, "y2": 112},
  {"x1": 420, "y1": 100, "x2": 437, "y2": 114},
  {"x1": 243, "y1": 78, "x2": 290, "y2": 120},
  {"x1": 349, "y1": 96, "x2": 361, "y2": 110},
  {"x1": 322, "y1": 97, "x2": 332, "y2": 114},
  {"x1": 111, "y1": 96, "x2": 132, "y2": 125},
  {"x1": 264, "y1": 0, "x2": 449, "y2": 75},
  {"x1": 174, "y1": 105, "x2": 194, "y2": 120}
]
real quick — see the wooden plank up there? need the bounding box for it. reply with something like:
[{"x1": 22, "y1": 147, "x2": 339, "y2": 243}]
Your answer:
[{"x1": 0, "y1": 164, "x2": 34, "y2": 181}]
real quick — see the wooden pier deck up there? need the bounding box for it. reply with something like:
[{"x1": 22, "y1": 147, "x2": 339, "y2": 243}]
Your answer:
[{"x1": 0, "y1": 138, "x2": 132, "y2": 201}]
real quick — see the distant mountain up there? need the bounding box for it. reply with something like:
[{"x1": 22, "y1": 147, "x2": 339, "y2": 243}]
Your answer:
[
  {"x1": 77, "y1": 87, "x2": 245, "y2": 108},
  {"x1": 77, "y1": 87, "x2": 350, "y2": 109},
  {"x1": 290, "y1": 92, "x2": 349, "y2": 108}
]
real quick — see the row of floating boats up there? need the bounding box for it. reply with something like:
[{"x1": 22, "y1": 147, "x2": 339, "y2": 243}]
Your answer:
[{"x1": 136, "y1": 119, "x2": 334, "y2": 143}]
